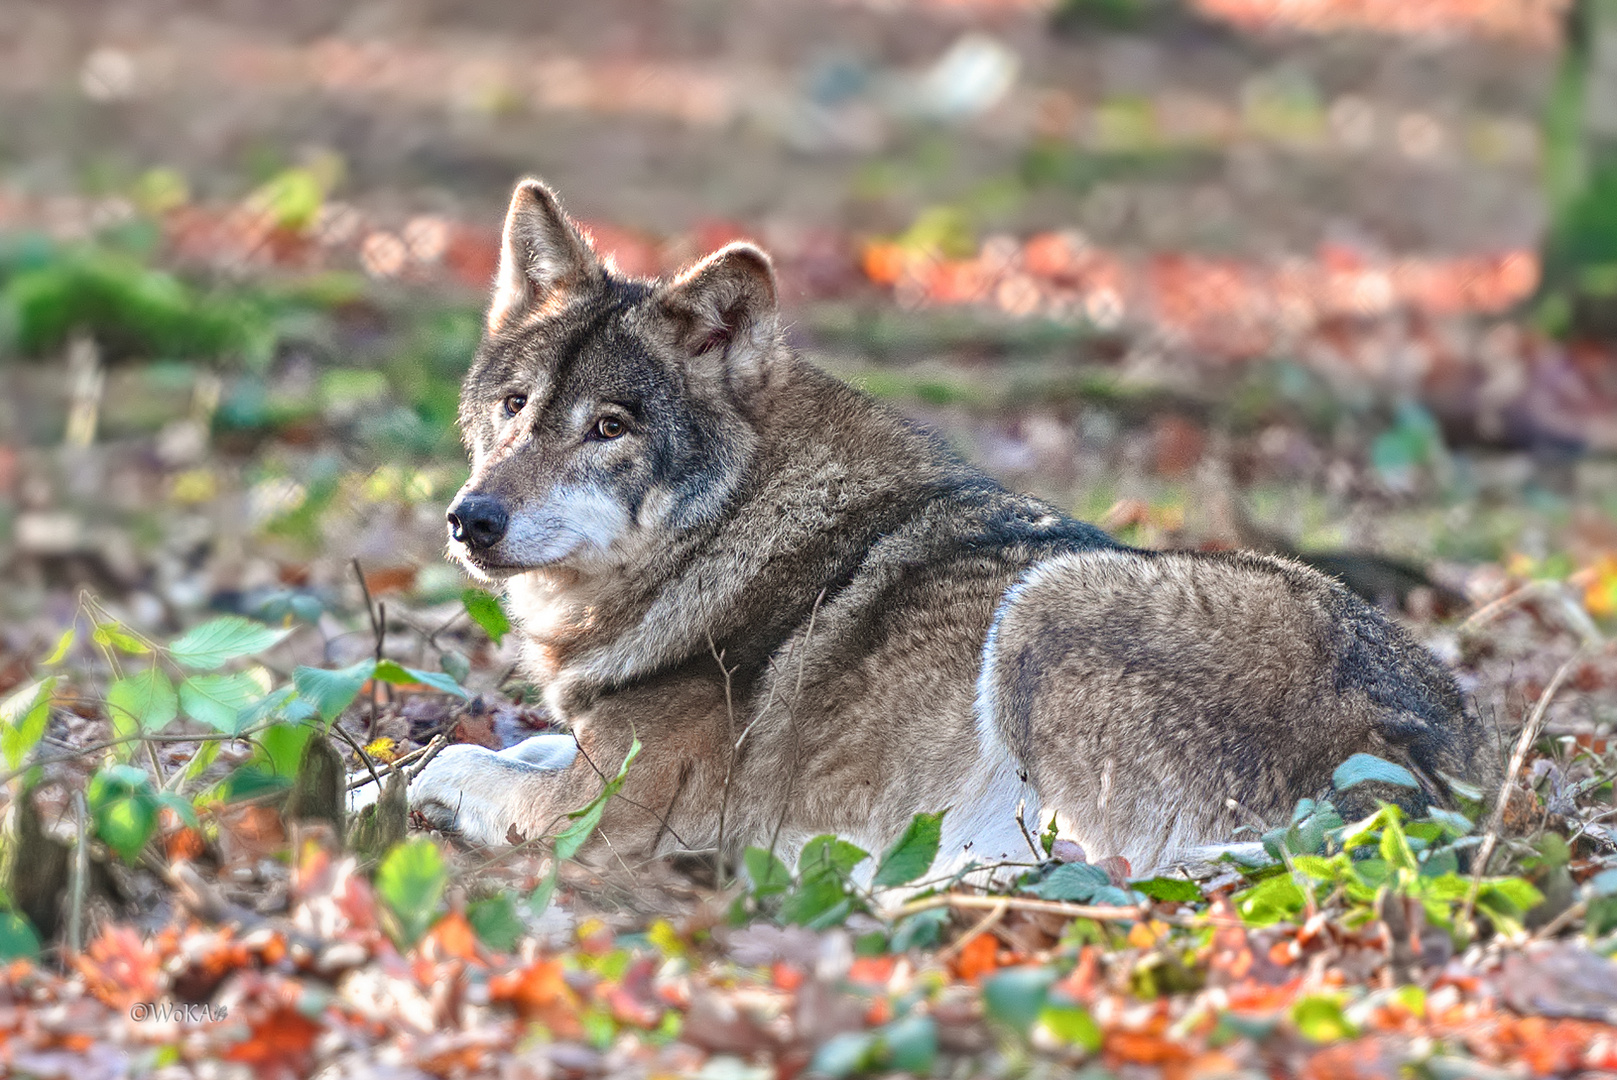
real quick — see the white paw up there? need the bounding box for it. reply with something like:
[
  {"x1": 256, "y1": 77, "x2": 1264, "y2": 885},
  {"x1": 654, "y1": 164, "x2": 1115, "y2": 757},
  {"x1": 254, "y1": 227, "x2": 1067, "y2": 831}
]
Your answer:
[{"x1": 405, "y1": 735, "x2": 579, "y2": 846}]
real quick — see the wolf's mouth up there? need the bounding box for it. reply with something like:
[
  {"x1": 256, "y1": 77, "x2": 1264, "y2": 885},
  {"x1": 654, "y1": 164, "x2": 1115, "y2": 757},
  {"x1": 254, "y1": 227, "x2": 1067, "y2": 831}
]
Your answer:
[{"x1": 447, "y1": 545, "x2": 530, "y2": 580}]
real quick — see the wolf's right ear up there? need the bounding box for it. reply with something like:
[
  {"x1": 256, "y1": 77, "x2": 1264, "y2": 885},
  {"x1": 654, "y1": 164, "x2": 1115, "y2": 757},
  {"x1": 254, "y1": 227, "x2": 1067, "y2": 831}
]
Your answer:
[
  {"x1": 660, "y1": 243, "x2": 780, "y2": 406},
  {"x1": 486, "y1": 180, "x2": 600, "y2": 334}
]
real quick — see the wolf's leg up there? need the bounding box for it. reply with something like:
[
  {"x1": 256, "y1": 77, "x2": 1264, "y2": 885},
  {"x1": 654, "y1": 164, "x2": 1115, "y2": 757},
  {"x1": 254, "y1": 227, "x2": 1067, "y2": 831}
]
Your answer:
[{"x1": 980, "y1": 549, "x2": 1491, "y2": 873}]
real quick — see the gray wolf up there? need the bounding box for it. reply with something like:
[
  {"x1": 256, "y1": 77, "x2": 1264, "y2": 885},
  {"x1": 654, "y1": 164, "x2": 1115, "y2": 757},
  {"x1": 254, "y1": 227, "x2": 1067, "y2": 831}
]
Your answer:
[{"x1": 381, "y1": 179, "x2": 1500, "y2": 878}]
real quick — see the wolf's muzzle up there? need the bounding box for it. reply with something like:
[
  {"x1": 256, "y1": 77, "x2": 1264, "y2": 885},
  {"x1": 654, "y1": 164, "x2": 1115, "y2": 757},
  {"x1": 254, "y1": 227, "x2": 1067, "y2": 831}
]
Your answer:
[{"x1": 447, "y1": 493, "x2": 509, "y2": 550}]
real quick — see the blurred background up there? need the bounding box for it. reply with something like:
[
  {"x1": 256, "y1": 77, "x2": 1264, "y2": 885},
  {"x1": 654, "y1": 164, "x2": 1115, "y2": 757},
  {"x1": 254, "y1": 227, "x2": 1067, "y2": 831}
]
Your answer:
[{"x1": 0, "y1": 0, "x2": 1612, "y2": 734}]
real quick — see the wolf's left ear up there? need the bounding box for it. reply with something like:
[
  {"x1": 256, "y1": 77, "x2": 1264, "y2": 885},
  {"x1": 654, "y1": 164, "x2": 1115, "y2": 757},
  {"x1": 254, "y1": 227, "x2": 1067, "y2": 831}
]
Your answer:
[
  {"x1": 660, "y1": 243, "x2": 780, "y2": 400},
  {"x1": 487, "y1": 179, "x2": 601, "y2": 334}
]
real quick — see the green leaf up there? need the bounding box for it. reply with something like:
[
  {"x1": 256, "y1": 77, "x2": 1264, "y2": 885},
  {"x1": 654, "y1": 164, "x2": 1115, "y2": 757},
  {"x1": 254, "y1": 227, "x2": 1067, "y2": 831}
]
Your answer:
[
  {"x1": 462, "y1": 588, "x2": 511, "y2": 645},
  {"x1": 982, "y1": 967, "x2": 1058, "y2": 1033},
  {"x1": 890, "y1": 908, "x2": 948, "y2": 952},
  {"x1": 778, "y1": 873, "x2": 850, "y2": 927},
  {"x1": 250, "y1": 166, "x2": 328, "y2": 231},
  {"x1": 1038, "y1": 996, "x2": 1103, "y2": 1050},
  {"x1": 1133, "y1": 876, "x2": 1202, "y2": 903},
  {"x1": 883, "y1": 1013, "x2": 938, "y2": 1073},
  {"x1": 184, "y1": 738, "x2": 222, "y2": 781},
  {"x1": 809, "y1": 1031, "x2": 879, "y2": 1079},
  {"x1": 255, "y1": 723, "x2": 315, "y2": 778},
  {"x1": 93, "y1": 622, "x2": 149, "y2": 655},
  {"x1": 373, "y1": 659, "x2": 470, "y2": 699},
  {"x1": 377, "y1": 838, "x2": 450, "y2": 948},
  {"x1": 873, "y1": 810, "x2": 944, "y2": 888},
  {"x1": 743, "y1": 847, "x2": 792, "y2": 897},
  {"x1": 527, "y1": 871, "x2": 559, "y2": 915},
  {"x1": 87, "y1": 764, "x2": 160, "y2": 863},
  {"x1": 236, "y1": 684, "x2": 318, "y2": 729},
  {"x1": 293, "y1": 659, "x2": 376, "y2": 721},
  {"x1": 468, "y1": 893, "x2": 526, "y2": 953},
  {"x1": 798, "y1": 835, "x2": 871, "y2": 880},
  {"x1": 1379, "y1": 817, "x2": 1418, "y2": 875},
  {"x1": 1419, "y1": 872, "x2": 1472, "y2": 902},
  {"x1": 1419, "y1": 848, "x2": 1460, "y2": 879},
  {"x1": 805, "y1": 897, "x2": 855, "y2": 931},
  {"x1": 0, "y1": 912, "x2": 40, "y2": 961},
  {"x1": 1481, "y1": 877, "x2": 1544, "y2": 912},
  {"x1": 1292, "y1": 995, "x2": 1357, "y2": 1043},
  {"x1": 1425, "y1": 808, "x2": 1474, "y2": 837},
  {"x1": 1237, "y1": 874, "x2": 1306, "y2": 925},
  {"x1": 1290, "y1": 854, "x2": 1347, "y2": 881},
  {"x1": 1031, "y1": 861, "x2": 1110, "y2": 902},
  {"x1": 170, "y1": 616, "x2": 291, "y2": 669},
  {"x1": 557, "y1": 739, "x2": 641, "y2": 857},
  {"x1": 1332, "y1": 753, "x2": 1419, "y2": 792},
  {"x1": 179, "y1": 672, "x2": 263, "y2": 734},
  {"x1": 107, "y1": 668, "x2": 179, "y2": 742},
  {"x1": 0, "y1": 677, "x2": 55, "y2": 772},
  {"x1": 43, "y1": 628, "x2": 75, "y2": 665}
]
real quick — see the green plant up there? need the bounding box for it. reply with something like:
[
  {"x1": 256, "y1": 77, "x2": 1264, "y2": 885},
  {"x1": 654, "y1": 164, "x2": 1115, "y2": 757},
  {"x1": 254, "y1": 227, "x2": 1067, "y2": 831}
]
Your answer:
[
  {"x1": 740, "y1": 811, "x2": 945, "y2": 931},
  {"x1": 1234, "y1": 789, "x2": 1542, "y2": 941}
]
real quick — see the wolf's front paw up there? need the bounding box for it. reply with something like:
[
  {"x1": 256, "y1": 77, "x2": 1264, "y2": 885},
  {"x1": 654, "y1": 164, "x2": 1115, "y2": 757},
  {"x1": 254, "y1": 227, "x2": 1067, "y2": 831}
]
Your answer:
[
  {"x1": 407, "y1": 735, "x2": 579, "y2": 846},
  {"x1": 409, "y1": 744, "x2": 521, "y2": 844}
]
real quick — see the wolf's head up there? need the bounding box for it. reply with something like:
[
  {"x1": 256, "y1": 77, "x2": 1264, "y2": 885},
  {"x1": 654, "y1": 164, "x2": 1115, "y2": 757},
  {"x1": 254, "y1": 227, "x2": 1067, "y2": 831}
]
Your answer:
[{"x1": 447, "y1": 180, "x2": 782, "y2": 583}]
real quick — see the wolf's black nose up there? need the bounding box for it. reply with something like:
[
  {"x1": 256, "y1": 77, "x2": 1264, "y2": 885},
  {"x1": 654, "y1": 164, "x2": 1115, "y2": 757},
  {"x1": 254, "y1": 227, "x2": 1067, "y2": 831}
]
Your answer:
[{"x1": 447, "y1": 494, "x2": 508, "y2": 550}]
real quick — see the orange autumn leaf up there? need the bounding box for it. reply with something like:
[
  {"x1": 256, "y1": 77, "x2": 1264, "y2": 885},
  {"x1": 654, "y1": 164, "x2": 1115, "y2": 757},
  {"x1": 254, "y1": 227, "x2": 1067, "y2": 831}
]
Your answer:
[
  {"x1": 861, "y1": 241, "x2": 906, "y2": 286},
  {"x1": 1106, "y1": 1029, "x2": 1194, "y2": 1067},
  {"x1": 953, "y1": 932, "x2": 1001, "y2": 981},
  {"x1": 425, "y1": 912, "x2": 481, "y2": 963},
  {"x1": 847, "y1": 955, "x2": 895, "y2": 988},
  {"x1": 73, "y1": 925, "x2": 166, "y2": 1007},
  {"x1": 1268, "y1": 938, "x2": 1300, "y2": 967},
  {"x1": 164, "y1": 823, "x2": 207, "y2": 862},
  {"x1": 1127, "y1": 920, "x2": 1171, "y2": 950},
  {"x1": 489, "y1": 957, "x2": 581, "y2": 1037},
  {"x1": 1583, "y1": 555, "x2": 1617, "y2": 618},
  {"x1": 223, "y1": 1005, "x2": 323, "y2": 1079},
  {"x1": 1053, "y1": 945, "x2": 1099, "y2": 1002},
  {"x1": 1023, "y1": 232, "x2": 1080, "y2": 279}
]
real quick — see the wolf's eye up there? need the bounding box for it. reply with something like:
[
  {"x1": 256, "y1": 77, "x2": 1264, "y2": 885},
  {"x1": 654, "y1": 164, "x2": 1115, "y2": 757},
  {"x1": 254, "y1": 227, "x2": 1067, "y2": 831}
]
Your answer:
[
  {"x1": 502, "y1": 394, "x2": 527, "y2": 417},
  {"x1": 594, "y1": 417, "x2": 626, "y2": 440}
]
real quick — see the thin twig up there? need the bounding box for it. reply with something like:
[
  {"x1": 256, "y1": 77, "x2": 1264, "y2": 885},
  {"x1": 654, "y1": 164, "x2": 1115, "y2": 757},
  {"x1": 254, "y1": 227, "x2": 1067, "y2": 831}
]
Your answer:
[
  {"x1": 1528, "y1": 898, "x2": 1588, "y2": 942},
  {"x1": 327, "y1": 722, "x2": 384, "y2": 793},
  {"x1": 934, "y1": 897, "x2": 1009, "y2": 965},
  {"x1": 1014, "y1": 800, "x2": 1044, "y2": 861},
  {"x1": 894, "y1": 892, "x2": 1146, "y2": 923},
  {"x1": 404, "y1": 734, "x2": 449, "y2": 782},
  {"x1": 351, "y1": 558, "x2": 385, "y2": 739},
  {"x1": 1461, "y1": 647, "x2": 1584, "y2": 928},
  {"x1": 766, "y1": 589, "x2": 825, "y2": 865},
  {"x1": 573, "y1": 737, "x2": 689, "y2": 850},
  {"x1": 347, "y1": 742, "x2": 427, "y2": 789},
  {"x1": 1456, "y1": 581, "x2": 1538, "y2": 637},
  {"x1": 709, "y1": 635, "x2": 739, "y2": 884},
  {"x1": 67, "y1": 791, "x2": 89, "y2": 955}
]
